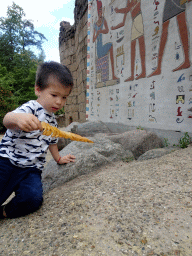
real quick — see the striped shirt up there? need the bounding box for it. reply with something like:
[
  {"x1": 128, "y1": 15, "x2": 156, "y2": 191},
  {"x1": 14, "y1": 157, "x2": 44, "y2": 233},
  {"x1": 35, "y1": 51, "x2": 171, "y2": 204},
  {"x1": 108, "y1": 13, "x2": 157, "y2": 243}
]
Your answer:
[{"x1": 0, "y1": 100, "x2": 58, "y2": 171}]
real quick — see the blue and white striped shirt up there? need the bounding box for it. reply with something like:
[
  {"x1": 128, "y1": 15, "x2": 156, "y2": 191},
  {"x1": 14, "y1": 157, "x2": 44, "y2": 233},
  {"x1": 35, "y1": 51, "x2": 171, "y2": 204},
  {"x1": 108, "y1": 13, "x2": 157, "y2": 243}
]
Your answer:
[{"x1": 0, "y1": 100, "x2": 58, "y2": 171}]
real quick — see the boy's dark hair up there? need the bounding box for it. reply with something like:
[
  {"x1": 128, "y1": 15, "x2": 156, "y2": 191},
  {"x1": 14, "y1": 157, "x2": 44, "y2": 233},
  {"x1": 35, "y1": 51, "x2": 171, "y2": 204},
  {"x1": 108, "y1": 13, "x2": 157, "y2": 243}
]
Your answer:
[{"x1": 35, "y1": 61, "x2": 73, "y2": 90}]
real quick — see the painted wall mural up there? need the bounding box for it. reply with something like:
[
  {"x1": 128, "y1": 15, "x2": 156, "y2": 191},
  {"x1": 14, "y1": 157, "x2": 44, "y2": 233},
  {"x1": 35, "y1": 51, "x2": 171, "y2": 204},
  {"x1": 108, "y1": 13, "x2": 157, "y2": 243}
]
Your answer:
[{"x1": 86, "y1": 0, "x2": 192, "y2": 132}]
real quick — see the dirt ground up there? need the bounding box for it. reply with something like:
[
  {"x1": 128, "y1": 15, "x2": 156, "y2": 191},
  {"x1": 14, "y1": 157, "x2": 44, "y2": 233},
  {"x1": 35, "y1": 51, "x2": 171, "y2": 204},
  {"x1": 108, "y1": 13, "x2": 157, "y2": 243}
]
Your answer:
[{"x1": 0, "y1": 144, "x2": 192, "y2": 255}]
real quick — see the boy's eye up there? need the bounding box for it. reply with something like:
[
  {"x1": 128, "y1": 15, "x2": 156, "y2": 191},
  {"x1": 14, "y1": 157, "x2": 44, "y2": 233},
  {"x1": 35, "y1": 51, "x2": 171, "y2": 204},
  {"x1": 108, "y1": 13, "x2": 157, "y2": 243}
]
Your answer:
[{"x1": 51, "y1": 94, "x2": 57, "y2": 97}]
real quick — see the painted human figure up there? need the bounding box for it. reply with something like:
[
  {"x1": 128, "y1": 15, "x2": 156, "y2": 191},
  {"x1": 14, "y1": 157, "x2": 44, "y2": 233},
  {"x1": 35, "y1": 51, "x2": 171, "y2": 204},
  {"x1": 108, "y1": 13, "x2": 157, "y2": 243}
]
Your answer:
[
  {"x1": 148, "y1": 0, "x2": 192, "y2": 77},
  {"x1": 111, "y1": 0, "x2": 146, "y2": 82},
  {"x1": 93, "y1": 0, "x2": 118, "y2": 80}
]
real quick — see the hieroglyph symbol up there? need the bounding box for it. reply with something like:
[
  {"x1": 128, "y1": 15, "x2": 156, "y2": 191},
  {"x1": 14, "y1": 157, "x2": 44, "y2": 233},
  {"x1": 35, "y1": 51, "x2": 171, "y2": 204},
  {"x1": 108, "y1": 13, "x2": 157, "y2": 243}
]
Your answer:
[{"x1": 176, "y1": 95, "x2": 185, "y2": 104}]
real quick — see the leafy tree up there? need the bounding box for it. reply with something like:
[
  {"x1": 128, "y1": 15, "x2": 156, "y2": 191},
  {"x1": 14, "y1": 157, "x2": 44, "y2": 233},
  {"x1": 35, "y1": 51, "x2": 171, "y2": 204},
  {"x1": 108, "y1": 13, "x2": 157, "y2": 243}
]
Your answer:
[
  {"x1": 38, "y1": 49, "x2": 46, "y2": 63},
  {"x1": 0, "y1": 2, "x2": 47, "y2": 71},
  {"x1": 20, "y1": 19, "x2": 46, "y2": 51},
  {"x1": 0, "y1": 2, "x2": 47, "y2": 132}
]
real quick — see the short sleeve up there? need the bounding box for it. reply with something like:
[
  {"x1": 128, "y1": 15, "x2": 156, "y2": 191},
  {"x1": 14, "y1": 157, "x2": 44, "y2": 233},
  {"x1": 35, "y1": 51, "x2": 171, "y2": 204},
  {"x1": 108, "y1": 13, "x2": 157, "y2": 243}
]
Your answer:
[{"x1": 12, "y1": 101, "x2": 35, "y2": 115}]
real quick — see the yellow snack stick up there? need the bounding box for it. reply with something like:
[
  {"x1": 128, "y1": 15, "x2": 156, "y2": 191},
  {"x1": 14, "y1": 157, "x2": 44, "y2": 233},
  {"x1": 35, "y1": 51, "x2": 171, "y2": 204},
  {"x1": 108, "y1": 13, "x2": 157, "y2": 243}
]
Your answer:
[{"x1": 41, "y1": 122, "x2": 94, "y2": 143}]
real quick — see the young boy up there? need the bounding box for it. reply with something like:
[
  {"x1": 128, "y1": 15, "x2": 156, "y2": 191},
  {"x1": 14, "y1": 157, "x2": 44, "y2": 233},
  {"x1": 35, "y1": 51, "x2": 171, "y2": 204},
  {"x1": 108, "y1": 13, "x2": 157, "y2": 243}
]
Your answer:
[{"x1": 0, "y1": 61, "x2": 76, "y2": 219}]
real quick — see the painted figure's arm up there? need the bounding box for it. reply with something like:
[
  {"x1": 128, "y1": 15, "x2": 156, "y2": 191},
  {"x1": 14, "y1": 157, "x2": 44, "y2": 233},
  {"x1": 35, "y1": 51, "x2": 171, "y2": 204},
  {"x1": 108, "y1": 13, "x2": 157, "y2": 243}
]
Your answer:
[
  {"x1": 93, "y1": 27, "x2": 98, "y2": 43},
  {"x1": 115, "y1": 6, "x2": 130, "y2": 14},
  {"x1": 111, "y1": 11, "x2": 127, "y2": 30},
  {"x1": 111, "y1": 2, "x2": 130, "y2": 30},
  {"x1": 101, "y1": 18, "x2": 109, "y2": 34},
  {"x1": 93, "y1": 18, "x2": 109, "y2": 42}
]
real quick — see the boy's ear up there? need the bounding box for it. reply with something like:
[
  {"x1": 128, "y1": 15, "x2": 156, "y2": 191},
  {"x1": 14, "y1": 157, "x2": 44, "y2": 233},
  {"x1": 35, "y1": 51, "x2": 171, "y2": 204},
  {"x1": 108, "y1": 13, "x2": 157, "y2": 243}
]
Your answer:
[{"x1": 35, "y1": 85, "x2": 40, "y2": 96}]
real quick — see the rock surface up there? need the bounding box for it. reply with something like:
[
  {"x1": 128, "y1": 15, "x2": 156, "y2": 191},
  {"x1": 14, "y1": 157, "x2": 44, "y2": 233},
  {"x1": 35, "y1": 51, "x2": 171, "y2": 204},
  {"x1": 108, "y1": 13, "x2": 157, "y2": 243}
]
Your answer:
[
  {"x1": 57, "y1": 121, "x2": 131, "y2": 151},
  {"x1": 42, "y1": 134, "x2": 133, "y2": 194},
  {"x1": 137, "y1": 147, "x2": 179, "y2": 161},
  {"x1": 43, "y1": 124, "x2": 164, "y2": 194},
  {"x1": 105, "y1": 130, "x2": 163, "y2": 159}
]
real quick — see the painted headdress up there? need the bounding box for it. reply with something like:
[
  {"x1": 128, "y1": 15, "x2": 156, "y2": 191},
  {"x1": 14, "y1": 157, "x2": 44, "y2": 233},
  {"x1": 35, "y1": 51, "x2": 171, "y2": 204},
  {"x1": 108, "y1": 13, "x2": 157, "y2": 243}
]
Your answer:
[{"x1": 97, "y1": 0, "x2": 102, "y2": 15}]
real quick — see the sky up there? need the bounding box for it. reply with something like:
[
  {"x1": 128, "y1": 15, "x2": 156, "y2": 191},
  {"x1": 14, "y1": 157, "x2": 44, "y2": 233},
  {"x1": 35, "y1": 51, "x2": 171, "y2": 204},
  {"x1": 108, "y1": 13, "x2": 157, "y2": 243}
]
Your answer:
[{"x1": 0, "y1": 0, "x2": 75, "y2": 62}]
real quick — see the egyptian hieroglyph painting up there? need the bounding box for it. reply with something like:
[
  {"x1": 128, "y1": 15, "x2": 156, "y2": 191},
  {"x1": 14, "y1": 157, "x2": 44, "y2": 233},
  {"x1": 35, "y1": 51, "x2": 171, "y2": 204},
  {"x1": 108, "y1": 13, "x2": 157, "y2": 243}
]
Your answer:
[{"x1": 86, "y1": 0, "x2": 192, "y2": 132}]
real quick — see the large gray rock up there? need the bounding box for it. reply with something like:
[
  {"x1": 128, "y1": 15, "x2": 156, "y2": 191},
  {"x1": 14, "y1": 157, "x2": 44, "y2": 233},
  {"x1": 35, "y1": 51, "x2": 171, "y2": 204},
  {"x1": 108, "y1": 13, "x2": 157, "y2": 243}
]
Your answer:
[
  {"x1": 105, "y1": 130, "x2": 164, "y2": 159},
  {"x1": 62, "y1": 121, "x2": 113, "y2": 136},
  {"x1": 57, "y1": 121, "x2": 111, "y2": 151},
  {"x1": 137, "y1": 147, "x2": 179, "y2": 161},
  {"x1": 57, "y1": 122, "x2": 163, "y2": 157},
  {"x1": 57, "y1": 122, "x2": 80, "y2": 151},
  {"x1": 45, "y1": 124, "x2": 164, "y2": 194},
  {"x1": 42, "y1": 135, "x2": 133, "y2": 194}
]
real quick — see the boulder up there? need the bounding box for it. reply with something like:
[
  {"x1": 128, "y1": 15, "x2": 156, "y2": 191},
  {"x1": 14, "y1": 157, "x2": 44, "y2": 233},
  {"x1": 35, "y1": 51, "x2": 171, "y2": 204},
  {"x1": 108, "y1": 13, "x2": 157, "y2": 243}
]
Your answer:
[
  {"x1": 57, "y1": 121, "x2": 111, "y2": 151},
  {"x1": 105, "y1": 130, "x2": 164, "y2": 159},
  {"x1": 45, "y1": 124, "x2": 164, "y2": 194},
  {"x1": 57, "y1": 121, "x2": 131, "y2": 151},
  {"x1": 57, "y1": 122, "x2": 163, "y2": 157},
  {"x1": 137, "y1": 147, "x2": 179, "y2": 161},
  {"x1": 57, "y1": 122, "x2": 80, "y2": 151},
  {"x1": 62, "y1": 121, "x2": 113, "y2": 136},
  {"x1": 42, "y1": 134, "x2": 133, "y2": 194}
]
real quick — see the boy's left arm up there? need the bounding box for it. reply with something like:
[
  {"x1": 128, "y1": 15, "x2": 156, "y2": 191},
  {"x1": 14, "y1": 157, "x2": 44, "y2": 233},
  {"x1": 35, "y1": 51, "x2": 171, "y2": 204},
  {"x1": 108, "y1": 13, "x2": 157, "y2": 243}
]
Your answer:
[{"x1": 49, "y1": 144, "x2": 76, "y2": 164}]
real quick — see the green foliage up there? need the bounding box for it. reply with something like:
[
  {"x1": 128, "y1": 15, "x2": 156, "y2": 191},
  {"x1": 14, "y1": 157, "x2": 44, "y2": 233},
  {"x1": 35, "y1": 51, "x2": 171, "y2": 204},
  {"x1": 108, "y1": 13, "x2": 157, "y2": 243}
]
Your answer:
[
  {"x1": 136, "y1": 125, "x2": 144, "y2": 130},
  {"x1": 0, "y1": 2, "x2": 46, "y2": 131},
  {"x1": 163, "y1": 138, "x2": 170, "y2": 147},
  {"x1": 179, "y1": 132, "x2": 191, "y2": 149},
  {"x1": 0, "y1": 2, "x2": 47, "y2": 71},
  {"x1": 0, "y1": 86, "x2": 16, "y2": 131},
  {"x1": 55, "y1": 107, "x2": 65, "y2": 116},
  {"x1": 122, "y1": 156, "x2": 135, "y2": 163}
]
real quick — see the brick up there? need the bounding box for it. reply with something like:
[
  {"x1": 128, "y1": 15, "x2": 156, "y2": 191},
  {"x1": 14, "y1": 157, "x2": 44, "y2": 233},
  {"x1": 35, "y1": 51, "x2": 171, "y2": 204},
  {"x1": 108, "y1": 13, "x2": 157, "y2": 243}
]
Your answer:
[
  {"x1": 78, "y1": 91, "x2": 86, "y2": 103},
  {"x1": 63, "y1": 57, "x2": 71, "y2": 66},
  {"x1": 66, "y1": 96, "x2": 77, "y2": 105},
  {"x1": 67, "y1": 104, "x2": 78, "y2": 112},
  {"x1": 82, "y1": 69, "x2": 87, "y2": 81},
  {"x1": 78, "y1": 82, "x2": 85, "y2": 95},
  {"x1": 70, "y1": 62, "x2": 77, "y2": 72},
  {"x1": 79, "y1": 111, "x2": 86, "y2": 122},
  {"x1": 67, "y1": 45, "x2": 75, "y2": 56},
  {"x1": 84, "y1": 57, "x2": 87, "y2": 69},
  {"x1": 60, "y1": 51, "x2": 65, "y2": 62},
  {"x1": 71, "y1": 37, "x2": 75, "y2": 46},
  {"x1": 72, "y1": 78, "x2": 77, "y2": 88},
  {"x1": 71, "y1": 112, "x2": 79, "y2": 122},
  {"x1": 71, "y1": 54, "x2": 76, "y2": 64},
  {"x1": 79, "y1": 102, "x2": 86, "y2": 112},
  {"x1": 78, "y1": 71, "x2": 83, "y2": 84},
  {"x1": 72, "y1": 71, "x2": 78, "y2": 80}
]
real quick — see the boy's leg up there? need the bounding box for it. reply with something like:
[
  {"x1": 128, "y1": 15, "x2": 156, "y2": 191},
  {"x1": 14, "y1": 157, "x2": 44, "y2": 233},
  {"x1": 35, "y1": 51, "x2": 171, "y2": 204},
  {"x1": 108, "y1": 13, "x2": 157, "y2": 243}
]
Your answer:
[
  {"x1": 0, "y1": 157, "x2": 16, "y2": 206},
  {"x1": 3, "y1": 169, "x2": 43, "y2": 218}
]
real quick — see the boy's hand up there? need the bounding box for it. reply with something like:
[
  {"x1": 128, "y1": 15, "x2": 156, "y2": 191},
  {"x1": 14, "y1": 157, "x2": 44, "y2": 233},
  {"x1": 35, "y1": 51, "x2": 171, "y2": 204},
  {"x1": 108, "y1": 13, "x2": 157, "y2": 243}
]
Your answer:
[
  {"x1": 16, "y1": 113, "x2": 43, "y2": 132},
  {"x1": 58, "y1": 154, "x2": 76, "y2": 164}
]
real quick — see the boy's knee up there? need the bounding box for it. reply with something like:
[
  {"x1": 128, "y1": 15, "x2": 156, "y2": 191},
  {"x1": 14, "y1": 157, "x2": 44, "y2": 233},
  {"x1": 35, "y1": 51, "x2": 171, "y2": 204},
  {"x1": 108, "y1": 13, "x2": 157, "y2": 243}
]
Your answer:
[
  {"x1": 4, "y1": 193, "x2": 43, "y2": 219},
  {"x1": 20, "y1": 188, "x2": 43, "y2": 210},
  {"x1": 26, "y1": 194, "x2": 43, "y2": 209}
]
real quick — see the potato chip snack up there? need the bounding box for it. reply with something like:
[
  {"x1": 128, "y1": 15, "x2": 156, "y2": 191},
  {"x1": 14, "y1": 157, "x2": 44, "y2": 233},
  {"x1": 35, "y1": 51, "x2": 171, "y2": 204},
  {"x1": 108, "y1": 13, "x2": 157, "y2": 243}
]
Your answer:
[{"x1": 41, "y1": 122, "x2": 94, "y2": 143}]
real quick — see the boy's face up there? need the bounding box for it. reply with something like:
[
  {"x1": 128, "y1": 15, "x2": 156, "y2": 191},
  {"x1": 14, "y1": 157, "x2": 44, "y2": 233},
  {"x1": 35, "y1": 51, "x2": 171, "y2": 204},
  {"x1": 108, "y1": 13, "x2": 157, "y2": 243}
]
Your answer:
[{"x1": 35, "y1": 78, "x2": 71, "y2": 113}]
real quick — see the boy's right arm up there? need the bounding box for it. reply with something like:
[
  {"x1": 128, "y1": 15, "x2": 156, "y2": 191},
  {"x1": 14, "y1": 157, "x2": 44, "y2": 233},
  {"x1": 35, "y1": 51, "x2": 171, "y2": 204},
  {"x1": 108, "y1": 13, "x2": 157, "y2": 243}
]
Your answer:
[{"x1": 3, "y1": 112, "x2": 43, "y2": 132}]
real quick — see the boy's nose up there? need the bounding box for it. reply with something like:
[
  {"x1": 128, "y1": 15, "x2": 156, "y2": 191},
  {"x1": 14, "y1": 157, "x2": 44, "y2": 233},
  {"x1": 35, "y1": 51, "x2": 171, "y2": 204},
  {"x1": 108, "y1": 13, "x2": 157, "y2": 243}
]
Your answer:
[{"x1": 56, "y1": 98, "x2": 62, "y2": 105}]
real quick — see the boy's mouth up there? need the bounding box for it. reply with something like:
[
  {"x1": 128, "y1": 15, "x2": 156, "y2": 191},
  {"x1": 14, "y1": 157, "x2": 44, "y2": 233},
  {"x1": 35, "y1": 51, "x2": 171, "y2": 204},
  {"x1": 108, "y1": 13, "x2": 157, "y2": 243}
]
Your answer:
[{"x1": 51, "y1": 107, "x2": 59, "y2": 111}]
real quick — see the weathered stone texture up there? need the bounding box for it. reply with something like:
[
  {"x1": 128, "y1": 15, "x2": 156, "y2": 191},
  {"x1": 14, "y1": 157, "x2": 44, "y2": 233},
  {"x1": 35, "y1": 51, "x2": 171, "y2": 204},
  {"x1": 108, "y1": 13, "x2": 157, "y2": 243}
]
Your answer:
[{"x1": 59, "y1": 1, "x2": 88, "y2": 126}]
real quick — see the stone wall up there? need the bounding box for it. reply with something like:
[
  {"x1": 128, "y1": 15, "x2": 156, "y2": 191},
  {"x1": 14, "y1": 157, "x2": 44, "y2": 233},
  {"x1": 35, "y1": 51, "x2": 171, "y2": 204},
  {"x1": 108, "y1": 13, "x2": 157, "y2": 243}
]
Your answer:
[
  {"x1": 59, "y1": 0, "x2": 88, "y2": 127},
  {"x1": 86, "y1": 0, "x2": 192, "y2": 134},
  {"x1": 59, "y1": 0, "x2": 192, "y2": 135}
]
